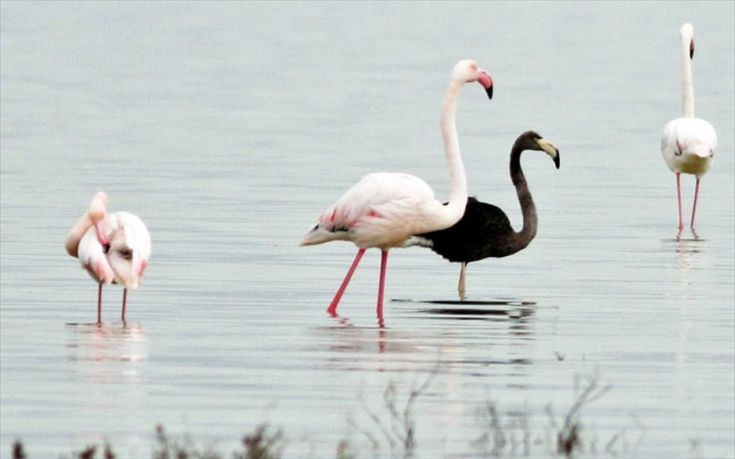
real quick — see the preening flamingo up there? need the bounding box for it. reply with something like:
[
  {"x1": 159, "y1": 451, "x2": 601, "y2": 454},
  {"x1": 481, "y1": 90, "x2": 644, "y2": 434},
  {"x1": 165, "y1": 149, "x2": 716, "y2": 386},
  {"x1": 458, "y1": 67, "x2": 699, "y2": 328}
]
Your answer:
[
  {"x1": 661, "y1": 23, "x2": 717, "y2": 234},
  {"x1": 409, "y1": 131, "x2": 559, "y2": 300},
  {"x1": 301, "y1": 59, "x2": 494, "y2": 320},
  {"x1": 65, "y1": 192, "x2": 151, "y2": 323}
]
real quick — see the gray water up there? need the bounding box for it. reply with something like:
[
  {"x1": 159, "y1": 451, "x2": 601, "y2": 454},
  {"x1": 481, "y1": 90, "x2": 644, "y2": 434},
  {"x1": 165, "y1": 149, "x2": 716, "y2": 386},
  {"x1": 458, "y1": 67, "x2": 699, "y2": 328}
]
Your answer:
[{"x1": 1, "y1": 2, "x2": 734, "y2": 458}]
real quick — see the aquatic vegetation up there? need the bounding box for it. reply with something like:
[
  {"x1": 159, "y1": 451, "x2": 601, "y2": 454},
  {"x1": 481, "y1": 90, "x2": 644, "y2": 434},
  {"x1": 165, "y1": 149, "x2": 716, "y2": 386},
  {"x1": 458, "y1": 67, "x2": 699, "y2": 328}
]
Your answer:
[
  {"x1": 11, "y1": 441, "x2": 25, "y2": 459},
  {"x1": 8, "y1": 374, "x2": 648, "y2": 459},
  {"x1": 341, "y1": 370, "x2": 436, "y2": 459},
  {"x1": 150, "y1": 423, "x2": 284, "y2": 459}
]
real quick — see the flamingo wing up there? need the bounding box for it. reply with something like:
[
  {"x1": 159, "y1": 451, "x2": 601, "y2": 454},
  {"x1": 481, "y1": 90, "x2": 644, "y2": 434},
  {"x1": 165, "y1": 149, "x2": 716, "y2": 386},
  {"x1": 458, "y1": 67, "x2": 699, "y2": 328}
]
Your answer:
[
  {"x1": 662, "y1": 118, "x2": 717, "y2": 176},
  {"x1": 78, "y1": 226, "x2": 115, "y2": 285},
  {"x1": 106, "y1": 212, "x2": 151, "y2": 289},
  {"x1": 301, "y1": 172, "x2": 441, "y2": 249}
]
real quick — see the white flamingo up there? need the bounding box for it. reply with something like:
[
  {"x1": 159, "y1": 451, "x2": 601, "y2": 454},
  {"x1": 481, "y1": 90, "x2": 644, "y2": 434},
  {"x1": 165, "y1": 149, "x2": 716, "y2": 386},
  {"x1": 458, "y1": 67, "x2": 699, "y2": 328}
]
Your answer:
[
  {"x1": 661, "y1": 23, "x2": 717, "y2": 234},
  {"x1": 301, "y1": 59, "x2": 493, "y2": 320},
  {"x1": 65, "y1": 192, "x2": 151, "y2": 323}
]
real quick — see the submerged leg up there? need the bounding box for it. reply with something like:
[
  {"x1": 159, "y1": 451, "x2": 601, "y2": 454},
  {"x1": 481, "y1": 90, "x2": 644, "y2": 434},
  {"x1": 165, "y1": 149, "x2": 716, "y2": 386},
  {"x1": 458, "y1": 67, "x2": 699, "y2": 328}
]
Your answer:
[
  {"x1": 457, "y1": 262, "x2": 467, "y2": 301},
  {"x1": 376, "y1": 250, "x2": 389, "y2": 320},
  {"x1": 675, "y1": 172, "x2": 684, "y2": 231},
  {"x1": 122, "y1": 289, "x2": 128, "y2": 322},
  {"x1": 327, "y1": 248, "x2": 367, "y2": 316},
  {"x1": 97, "y1": 284, "x2": 103, "y2": 324},
  {"x1": 690, "y1": 178, "x2": 701, "y2": 230}
]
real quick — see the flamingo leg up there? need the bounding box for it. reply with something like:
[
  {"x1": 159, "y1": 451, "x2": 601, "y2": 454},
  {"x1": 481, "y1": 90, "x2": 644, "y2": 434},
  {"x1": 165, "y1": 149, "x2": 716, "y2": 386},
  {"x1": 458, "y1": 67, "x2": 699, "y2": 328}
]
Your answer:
[
  {"x1": 457, "y1": 262, "x2": 467, "y2": 301},
  {"x1": 122, "y1": 289, "x2": 128, "y2": 322},
  {"x1": 97, "y1": 283, "x2": 103, "y2": 324},
  {"x1": 675, "y1": 172, "x2": 684, "y2": 231},
  {"x1": 690, "y1": 177, "x2": 701, "y2": 230},
  {"x1": 327, "y1": 248, "x2": 366, "y2": 316},
  {"x1": 376, "y1": 250, "x2": 389, "y2": 320}
]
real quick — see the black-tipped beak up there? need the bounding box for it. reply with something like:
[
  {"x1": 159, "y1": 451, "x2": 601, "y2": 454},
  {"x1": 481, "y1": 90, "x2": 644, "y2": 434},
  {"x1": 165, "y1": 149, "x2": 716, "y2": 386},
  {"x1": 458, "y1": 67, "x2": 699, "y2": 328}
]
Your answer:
[
  {"x1": 478, "y1": 71, "x2": 493, "y2": 100},
  {"x1": 553, "y1": 150, "x2": 560, "y2": 169},
  {"x1": 690, "y1": 39, "x2": 695, "y2": 59}
]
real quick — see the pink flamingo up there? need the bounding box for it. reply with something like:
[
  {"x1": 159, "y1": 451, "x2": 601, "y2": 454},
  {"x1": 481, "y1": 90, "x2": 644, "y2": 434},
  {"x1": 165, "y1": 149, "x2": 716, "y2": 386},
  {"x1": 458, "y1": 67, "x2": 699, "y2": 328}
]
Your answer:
[
  {"x1": 301, "y1": 59, "x2": 493, "y2": 320},
  {"x1": 661, "y1": 23, "x2": 717, "y2": 235},
  {"x1": 65, "y1": 192, "x2": 151, "y2": 323}
]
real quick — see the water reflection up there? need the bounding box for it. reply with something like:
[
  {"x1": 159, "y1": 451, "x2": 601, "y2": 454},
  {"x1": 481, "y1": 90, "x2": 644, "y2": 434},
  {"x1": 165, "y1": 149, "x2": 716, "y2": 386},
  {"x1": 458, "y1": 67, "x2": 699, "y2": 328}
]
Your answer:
[
  {"x1": 314, "y1": 299, "x2": 537, "y2": 376},
  {"x1": 665, "y1": 234, "x2": 711, "y2": 370},
  {"x1": 319, "y1": 318, "x2": 396, "y2": 356},
  {"x1": 65, "y1": 322, "x2": 147, "y2": 383},
  {"x1": 394, "y1": 298, "x2": 536, "y2": 321},
  {"x1": 670, "y1": 235, "x2": 708, "y2": 272}
]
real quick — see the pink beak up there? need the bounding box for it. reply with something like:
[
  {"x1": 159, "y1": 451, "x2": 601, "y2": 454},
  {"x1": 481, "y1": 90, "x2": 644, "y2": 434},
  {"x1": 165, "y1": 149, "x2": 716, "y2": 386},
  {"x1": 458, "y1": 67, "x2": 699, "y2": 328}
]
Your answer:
[{"x1": 478, "y1": 71, "x2": 493, "y2": 99}]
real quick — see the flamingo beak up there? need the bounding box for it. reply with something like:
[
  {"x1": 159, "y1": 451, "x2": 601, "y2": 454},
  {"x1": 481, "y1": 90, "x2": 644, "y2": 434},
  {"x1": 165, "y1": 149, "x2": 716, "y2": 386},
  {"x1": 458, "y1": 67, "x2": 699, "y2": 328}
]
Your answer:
[
  {"x1": 690, "y1": 39, "x2": 695, "y2": 59},
  {"x1": 478, "y1": 71, "x2": 493, "y2": 100},
  {"x1": 537, "y1": 138, "x2": 560, "y2": 169}
]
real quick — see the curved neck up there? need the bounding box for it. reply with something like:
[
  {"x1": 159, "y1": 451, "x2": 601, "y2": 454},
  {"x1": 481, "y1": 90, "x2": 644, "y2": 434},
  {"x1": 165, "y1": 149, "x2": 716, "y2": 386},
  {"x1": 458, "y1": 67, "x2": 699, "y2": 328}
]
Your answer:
[
  {"x1": 681, "y1": 37, "x2": 694, "y2": 118},
  {"x1": 438, "y1": 79, "x2": 468, "y2": 227},
  {"x1": 65, "y1": 213, "x2": 94, "y2": 258},
  {"x1": 509, "y1": 142, "x2": 537, "y2": 244}
]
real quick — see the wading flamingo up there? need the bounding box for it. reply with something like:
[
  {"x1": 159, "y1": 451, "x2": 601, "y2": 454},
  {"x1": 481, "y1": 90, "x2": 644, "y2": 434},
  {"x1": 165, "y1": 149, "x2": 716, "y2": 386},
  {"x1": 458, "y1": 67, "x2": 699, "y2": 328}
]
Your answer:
[
  {"x1": 409, "y1": 131, "x2": 560, "y2": 300},
  {"x1": 301, "y1": 59, "x2": 493, "y2": 320},
  {"x1": 661, "y1": 23, "x2": 717, "y2": 235},
  {"x1": 65, "y1": 192, "x2": 151, "y2": 323}
]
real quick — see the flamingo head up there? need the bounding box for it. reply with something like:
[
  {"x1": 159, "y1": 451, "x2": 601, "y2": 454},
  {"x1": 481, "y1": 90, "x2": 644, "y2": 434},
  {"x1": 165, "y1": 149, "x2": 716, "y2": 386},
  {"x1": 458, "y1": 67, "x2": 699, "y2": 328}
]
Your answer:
[
  {"x1": 452, "y1": 59, "x2": 493, "y2": 99},
  {"x1": 520, "y1": 131, "x2": 560, "y2": 169},
  {"x1": 680, "y1": 23, "x2": 694, "y2": 58},
  {"x1": 107, "y1": 213, "x2": 151, "y2": 290}
]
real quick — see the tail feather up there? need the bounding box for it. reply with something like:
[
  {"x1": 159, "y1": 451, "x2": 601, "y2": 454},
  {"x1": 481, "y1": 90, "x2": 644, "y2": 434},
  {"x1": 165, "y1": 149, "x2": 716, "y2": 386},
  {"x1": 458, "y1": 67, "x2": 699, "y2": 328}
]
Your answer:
[{"x1": 401, "y1": 236, "x2": 434, "y2": 249}]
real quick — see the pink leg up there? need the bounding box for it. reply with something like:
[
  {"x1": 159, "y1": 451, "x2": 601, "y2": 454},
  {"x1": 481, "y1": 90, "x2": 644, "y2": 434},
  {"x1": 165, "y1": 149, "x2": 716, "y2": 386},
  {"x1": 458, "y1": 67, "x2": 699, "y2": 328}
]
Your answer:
[
  {"x1": 122, "y1": 289, "x2": 128, "y2": 322},
  {"x1": 690, "y1": 178, "x2": 701, "y2": 230},
  {"x1": 675, "y1": 172, "x2": 684, "y2": 231},
  {"x1": 327, "y1": 248, "x2": 366, "y2": 316},
  {"x1": 376, "y1": 250, "x2": 388, "y2": 320},
  {"x1": 97, "y1": 283, "x2": 103, "y2": 324}
]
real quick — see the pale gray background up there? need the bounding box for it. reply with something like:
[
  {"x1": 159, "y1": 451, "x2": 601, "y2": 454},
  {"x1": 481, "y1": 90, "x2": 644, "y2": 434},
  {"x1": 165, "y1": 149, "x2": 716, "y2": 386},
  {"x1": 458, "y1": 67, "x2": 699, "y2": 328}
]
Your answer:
[{"x1": 1, "y1": 2, "x2": 733, "y2": 458}]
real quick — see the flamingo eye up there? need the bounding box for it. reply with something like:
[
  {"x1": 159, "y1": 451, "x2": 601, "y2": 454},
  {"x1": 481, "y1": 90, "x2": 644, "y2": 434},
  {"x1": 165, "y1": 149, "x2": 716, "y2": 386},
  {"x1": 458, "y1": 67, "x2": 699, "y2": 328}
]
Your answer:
[{"x1": 118, "y1": 249, "x2": 133, "y2": 260}]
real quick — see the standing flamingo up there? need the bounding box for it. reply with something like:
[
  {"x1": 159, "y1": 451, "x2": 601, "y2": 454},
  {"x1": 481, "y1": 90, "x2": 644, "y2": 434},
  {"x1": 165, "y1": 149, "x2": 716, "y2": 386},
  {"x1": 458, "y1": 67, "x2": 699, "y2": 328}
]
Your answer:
[
  {"x1": 301, "y1": 59, "x2": 494, "y2": 320},
  {"x1": 661, "y1": 23, "x2": 717, "y2": 234},
  {"x1": 65, "y1": 192, "x2": 151, "y2": 323},
  {"x1": 408, "y1": 131, "x2": 560, "y2": 300}
]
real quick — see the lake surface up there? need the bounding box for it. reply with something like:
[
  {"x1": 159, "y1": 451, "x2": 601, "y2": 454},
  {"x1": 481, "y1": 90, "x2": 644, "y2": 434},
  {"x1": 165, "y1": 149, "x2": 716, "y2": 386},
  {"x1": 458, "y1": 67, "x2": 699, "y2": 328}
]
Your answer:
[{"x1": 1, "y1": 2, "x2": 733, "y2": 458}]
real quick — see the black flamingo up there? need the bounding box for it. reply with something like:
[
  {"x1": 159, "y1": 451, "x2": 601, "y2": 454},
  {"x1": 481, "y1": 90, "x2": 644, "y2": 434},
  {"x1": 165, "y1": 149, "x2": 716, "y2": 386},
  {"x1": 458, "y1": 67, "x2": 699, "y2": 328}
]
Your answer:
[{"x1": 413, "y1": 131, "x2": 560, "y2": 300}]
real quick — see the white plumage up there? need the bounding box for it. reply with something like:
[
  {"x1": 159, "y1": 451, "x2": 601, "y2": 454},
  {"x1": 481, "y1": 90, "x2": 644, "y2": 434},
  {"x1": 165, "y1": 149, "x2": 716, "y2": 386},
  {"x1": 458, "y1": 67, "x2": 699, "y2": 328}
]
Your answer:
[
  {"x1": 66, "y1": 192, "x2": 151, "y2": 322},
  {"x1": 301, "y1": 59, "x2": 494, "y2": 320},
  {"x1": 302, "y1": 172, "x2": 449, "y2": 249},
  {"x1": 661, "y1": 23, "x2": 717, "y2": 233},
  {"x1": 661, "y1": 118, "x2": 716, "y2": 177}
]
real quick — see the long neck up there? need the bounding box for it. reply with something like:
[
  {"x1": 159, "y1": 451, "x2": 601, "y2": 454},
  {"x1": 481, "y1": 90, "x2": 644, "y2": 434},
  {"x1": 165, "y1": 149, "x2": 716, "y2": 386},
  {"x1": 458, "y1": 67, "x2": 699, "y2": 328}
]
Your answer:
[
  {"x1": 65, "y1": 213, "x2": 94, "y2": 258},
  {"x1": 681, "y1": 37, "x2": 694, "y2": 118},
  {"x1": 509, "y1": 142, "x2": 537, "y2": 245},
  {"x1": 437, "y1": 79, "x2": 468, "y2": 227}
]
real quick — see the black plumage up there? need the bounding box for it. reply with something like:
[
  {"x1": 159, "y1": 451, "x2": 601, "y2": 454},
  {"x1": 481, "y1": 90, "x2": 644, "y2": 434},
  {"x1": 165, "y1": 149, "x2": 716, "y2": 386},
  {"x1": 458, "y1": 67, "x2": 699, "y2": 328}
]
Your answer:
[
  {"x1": 420, "y1": 196, "x2": 520, "y2": 262},
  {"x1": 415, "y1": 131, "x2": 560, "y2": 299}
]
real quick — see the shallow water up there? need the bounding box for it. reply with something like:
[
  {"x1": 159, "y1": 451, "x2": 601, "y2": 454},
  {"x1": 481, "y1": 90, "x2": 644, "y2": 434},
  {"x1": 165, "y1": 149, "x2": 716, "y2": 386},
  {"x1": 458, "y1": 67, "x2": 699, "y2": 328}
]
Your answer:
[{"x1": 1, "y1": 2, "x2": 734, "y2": 458}]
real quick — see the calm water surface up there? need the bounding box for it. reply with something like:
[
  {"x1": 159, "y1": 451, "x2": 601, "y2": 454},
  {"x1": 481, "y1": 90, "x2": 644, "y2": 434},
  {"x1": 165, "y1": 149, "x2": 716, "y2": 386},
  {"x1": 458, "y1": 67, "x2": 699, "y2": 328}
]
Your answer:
[{"x1": 1, "y1": 3, "x2": 734, "y2": 458}]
